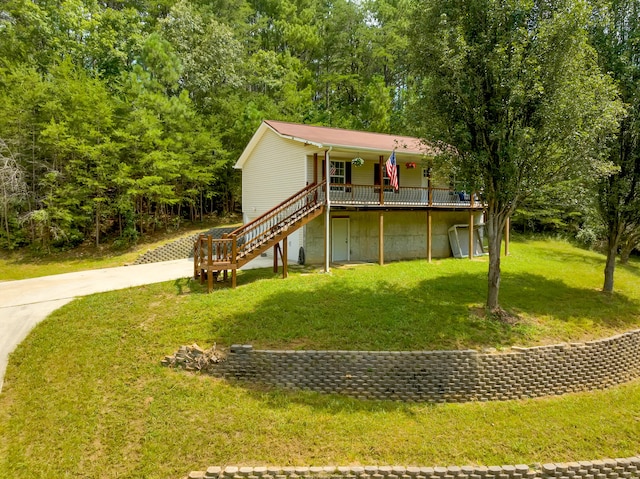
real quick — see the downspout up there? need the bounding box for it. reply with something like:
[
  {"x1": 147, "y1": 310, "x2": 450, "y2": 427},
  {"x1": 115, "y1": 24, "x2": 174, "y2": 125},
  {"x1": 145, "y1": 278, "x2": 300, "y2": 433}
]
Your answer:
[{"x1": 324, "y1": 147, "x2": 332, "y2": 273}]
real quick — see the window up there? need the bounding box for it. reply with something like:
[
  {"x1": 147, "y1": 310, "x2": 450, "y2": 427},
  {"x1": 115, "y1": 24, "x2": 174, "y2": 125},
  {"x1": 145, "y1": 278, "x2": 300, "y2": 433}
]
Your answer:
[
  {"x1": 330, "y1": 161, "x2": 345, "y2": 192},
  {"x1": 374, "y1": 163, "x2": 400, "y2": 192},
  {"x1": 322, "y1": 160, "x2": 351, "y2": 192}
]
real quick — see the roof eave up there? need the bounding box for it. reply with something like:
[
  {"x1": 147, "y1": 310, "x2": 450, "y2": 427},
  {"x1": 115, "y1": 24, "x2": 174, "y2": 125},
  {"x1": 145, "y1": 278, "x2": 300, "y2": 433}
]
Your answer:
[
  {"x1": 235, "y1": 120, "x2": 434, "y2": 169},
  {"x1": 235, "y1": 121, "x2": 327, "y2": 169},
  {"x1": 275, "y1": 134, "x2": 324, "y2": 149},
  {"x1": 318, "y1": 143, "x2": 427, "y2": 157},
  {"x1": 234, "y1": 122, "x2": 271, "y2": 169}
]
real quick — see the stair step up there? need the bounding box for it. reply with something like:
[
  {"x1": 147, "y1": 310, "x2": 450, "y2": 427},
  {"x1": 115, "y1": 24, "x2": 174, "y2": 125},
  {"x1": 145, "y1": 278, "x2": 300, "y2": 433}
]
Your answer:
[{"x1": 194, "y1": 191, "x2": 323, "y2": 273}]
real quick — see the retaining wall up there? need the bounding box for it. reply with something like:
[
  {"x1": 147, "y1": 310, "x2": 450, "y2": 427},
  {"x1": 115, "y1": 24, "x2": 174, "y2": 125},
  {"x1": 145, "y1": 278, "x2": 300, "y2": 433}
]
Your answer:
[
  {"x1": 186, "y1": 460, "x2": 640, "y2": 479},
  {"x1": 205, "y1": 329, "x2": 640, "y2": 403},
  {"x1": 134, "y1": 226, "x2": 237, "y2": 264}
]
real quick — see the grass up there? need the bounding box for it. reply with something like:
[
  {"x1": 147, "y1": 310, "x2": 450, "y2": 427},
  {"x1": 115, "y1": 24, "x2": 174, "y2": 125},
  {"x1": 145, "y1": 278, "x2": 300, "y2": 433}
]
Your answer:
[
  {"x1": 0, "y1": 216, "x2": 241, "y2": 281},
  {"x1": 1, "y1": 237, "x2": 640, "y2": 478}
]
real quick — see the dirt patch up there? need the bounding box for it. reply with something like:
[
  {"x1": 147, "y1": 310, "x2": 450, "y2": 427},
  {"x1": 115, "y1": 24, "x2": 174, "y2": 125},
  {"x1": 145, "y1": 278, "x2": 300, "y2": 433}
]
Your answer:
[{"x1": 469, "y1": 305, "x2": 524, "y2": 325}]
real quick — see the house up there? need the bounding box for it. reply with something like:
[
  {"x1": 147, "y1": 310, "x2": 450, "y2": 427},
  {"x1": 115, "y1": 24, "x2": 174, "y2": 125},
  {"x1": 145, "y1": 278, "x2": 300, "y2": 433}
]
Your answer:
[{"x1": 233, "y1": 120, "x2": 485, "y2": 268}]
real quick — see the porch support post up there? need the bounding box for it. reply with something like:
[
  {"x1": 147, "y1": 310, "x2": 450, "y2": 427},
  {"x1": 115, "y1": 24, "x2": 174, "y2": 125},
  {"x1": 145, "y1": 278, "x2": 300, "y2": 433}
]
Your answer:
[
  {"x1": 231, "y1": 237, "x2": 237, "y2": 289},
  {"x1": 468, "y1": 210, "x2": 474, "y2": 260},
  {"x1": 273, "y1": 243, "x2": 279, "y2": 272},
  {"x1": 324, "y1": 149, "x2": 331, "y2": 273},
  {"x1": 426, "y1": 210, "x2": 432, "y2": 263},
  {"x1": 379, "y1": 210, "x2": 384, "y2": 265},
  {"x1": 282, "y1": 238, "x2": 288, "y2": 278},
  {"x1": 207, "y1": 235, "x2": 214, "y2": 292},
  {"x1": 378, "y1": 155, "x2": 384, "y2": 205},
  {"x1": 504, "y1": 216, "x2": 510, "y2": 256},
  {"x1": 324, "y1": 208, "x2": 330, "y2": 271},
  {"x1": 313, "y1": 153, "x2": 318, "y2": 184}
]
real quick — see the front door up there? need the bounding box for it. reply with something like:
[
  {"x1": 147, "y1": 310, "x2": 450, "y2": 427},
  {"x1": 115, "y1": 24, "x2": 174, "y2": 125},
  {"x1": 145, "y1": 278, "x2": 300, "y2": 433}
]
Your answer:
[{"x1": 331, "y1": 217, "x2": 350, "y2": 262}]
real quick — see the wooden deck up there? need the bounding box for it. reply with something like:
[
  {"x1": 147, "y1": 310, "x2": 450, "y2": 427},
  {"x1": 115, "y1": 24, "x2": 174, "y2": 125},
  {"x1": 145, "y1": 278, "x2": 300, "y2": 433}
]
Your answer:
[
  {"x1": 326, "y1": 183, "x2": 481, "y2": 209},
  {"x1": 194, "y1": 181, "x2": 484, "y2": 292}
]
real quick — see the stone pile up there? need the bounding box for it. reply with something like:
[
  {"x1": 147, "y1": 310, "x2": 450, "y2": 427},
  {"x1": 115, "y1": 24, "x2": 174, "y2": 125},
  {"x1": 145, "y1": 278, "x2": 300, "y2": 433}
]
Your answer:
[{"x1": 162, "y1": 344, "x2": 225, "y2": 373}]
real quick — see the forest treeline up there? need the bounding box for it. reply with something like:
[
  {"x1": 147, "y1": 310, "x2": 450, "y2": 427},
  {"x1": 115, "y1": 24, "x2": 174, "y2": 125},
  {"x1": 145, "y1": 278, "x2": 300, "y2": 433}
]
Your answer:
[
  {"x1": 0, "y1": 0, "x2": 638, "y2": 255},
  {"x1": 0, "y1": 0, "x2": 415, "y2": 249}
]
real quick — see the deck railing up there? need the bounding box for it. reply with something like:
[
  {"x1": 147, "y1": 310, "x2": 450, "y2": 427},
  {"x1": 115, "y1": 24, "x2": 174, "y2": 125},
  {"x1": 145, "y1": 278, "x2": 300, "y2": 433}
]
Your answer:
[
  {"x1": 327, "y1": 184, "x2": 478, "y2": 207},
  {"x1": 194, "y1": 180, "x2": 481, "y2": 289},
  {"x1": 230, "y1": 181, "x2": 325, "y2": 261}
]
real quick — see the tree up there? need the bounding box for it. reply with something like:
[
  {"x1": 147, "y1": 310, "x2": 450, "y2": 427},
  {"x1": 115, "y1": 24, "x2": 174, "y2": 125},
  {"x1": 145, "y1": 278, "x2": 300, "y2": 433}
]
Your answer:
[
  {"x1": 117, "y1": 32, "x2": 221, "y2": 233},
  {"x1": 0, "y1": 139, "x2": 27, "y2": 247},
  {"x1": 591, "y1": 0, "x2": 640, "y2": 292},
  {"x1": 410, "y1": 0, "x2": 622, "y2": 312},
  {"x1": 38, "y1": 59, "x2": 121, "y2": 247},
  {"x1": 160, "y1": 0, "x2": 243, "y2": 111}
]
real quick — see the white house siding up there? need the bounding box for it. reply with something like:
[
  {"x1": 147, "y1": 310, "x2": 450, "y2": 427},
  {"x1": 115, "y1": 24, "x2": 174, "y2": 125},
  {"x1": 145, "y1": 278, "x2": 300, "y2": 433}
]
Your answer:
[
  {"x1": 303, "y1": 210, "x2": 484, "y2": 264},
  {"x1": 309, "y1": 156, "x2": 424, "y2": 187},
  {"x1": 242, "y1": 129, "x2": 312, "y2": 261}
]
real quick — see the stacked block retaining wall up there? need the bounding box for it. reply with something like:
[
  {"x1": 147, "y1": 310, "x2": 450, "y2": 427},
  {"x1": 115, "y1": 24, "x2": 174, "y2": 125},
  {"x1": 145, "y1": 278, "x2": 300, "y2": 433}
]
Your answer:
[
  {"x1": 133, "y1": 227, "x2": 237, "y2": 265},
  {"x1": 207, "y1": 329, "x2": 640, "y2": 403},
  {"x1": 187, "y1": 459, "x2": 640, "y2": 479}
]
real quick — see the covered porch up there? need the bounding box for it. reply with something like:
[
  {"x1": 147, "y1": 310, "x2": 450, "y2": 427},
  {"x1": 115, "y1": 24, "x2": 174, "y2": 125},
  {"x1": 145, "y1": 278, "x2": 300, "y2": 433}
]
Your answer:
[{"x1": 325, "y1": 183, "x2": 480, "y2": 209}]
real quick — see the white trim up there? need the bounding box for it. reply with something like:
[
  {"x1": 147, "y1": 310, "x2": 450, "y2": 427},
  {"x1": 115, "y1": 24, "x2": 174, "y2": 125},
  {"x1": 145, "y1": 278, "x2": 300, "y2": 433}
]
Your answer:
[{"x1": 234, "y1": 122, "x2": 269, "y2": 169}]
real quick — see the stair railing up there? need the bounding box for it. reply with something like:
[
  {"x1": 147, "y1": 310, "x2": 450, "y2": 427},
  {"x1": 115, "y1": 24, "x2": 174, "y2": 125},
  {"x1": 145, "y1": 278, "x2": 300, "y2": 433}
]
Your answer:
[
  {"x1": 229, "y1": 180, "x2": 325, "y2": 261},
  {"x1": 194, "y1": 181, "x2": 325, "y2": 275}
]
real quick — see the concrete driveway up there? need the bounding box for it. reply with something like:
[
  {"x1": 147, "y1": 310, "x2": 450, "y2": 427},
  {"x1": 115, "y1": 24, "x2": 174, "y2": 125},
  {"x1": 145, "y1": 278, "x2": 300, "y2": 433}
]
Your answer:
[{"x1": 0, "y1": 256, "x2": 273, "y2": 392}]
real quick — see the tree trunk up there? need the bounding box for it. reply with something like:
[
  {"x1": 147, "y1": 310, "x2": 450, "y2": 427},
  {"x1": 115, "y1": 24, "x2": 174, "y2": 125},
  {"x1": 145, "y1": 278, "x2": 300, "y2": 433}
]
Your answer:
[
  {"x1": 486, "y1": 209, "x2": 504, "y2": 312},
  {"x1": 95, "y1": 203, "x2": 100, "y2": 247},
  {"x1": 602, "y1": 215, "x2": 624, "y2": 292},
  {"x1": 602, "y1": 213, "x2": 626, "y2": 292},
  {"x1": 603, "y1": 237, "x2": 617, "y2": 293},
  {"x1": 2, "y1": 188, "x2": 9, "y2": 242}
]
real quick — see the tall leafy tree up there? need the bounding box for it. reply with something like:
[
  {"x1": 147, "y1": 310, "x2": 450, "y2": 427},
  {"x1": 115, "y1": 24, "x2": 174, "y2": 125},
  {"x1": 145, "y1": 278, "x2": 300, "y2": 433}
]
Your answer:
[
  {"x1": 37, "y1": 59, "x2": 120, "y2": 246},
  {"x1": 362, "y1": 0, "x2": 413, "y2": 132},
  {"x1": 117, "y1": 32, "x2": 221, "y2": 234},
  {"x1": 160, "y1": 0, "x2": 243, "y2": 111},
  {"x1": 591, "y1": 0, "x2": 640, "y2": 292},
  {"x1": 410, "y1": 0, "x2": 622, "y2": 312},
  {"x1": 0, "y1": 139, "x2": 28, "y2": 247}
]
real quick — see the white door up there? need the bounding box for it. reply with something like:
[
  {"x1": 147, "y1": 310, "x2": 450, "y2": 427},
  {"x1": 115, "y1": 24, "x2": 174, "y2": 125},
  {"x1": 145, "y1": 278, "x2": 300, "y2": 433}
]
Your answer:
[{"x1": 331, "y1": 218, "x2": 350, "y2": 262}]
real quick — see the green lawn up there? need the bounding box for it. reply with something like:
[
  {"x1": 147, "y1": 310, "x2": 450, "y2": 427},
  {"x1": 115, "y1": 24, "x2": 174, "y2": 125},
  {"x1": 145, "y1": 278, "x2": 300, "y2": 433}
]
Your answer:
[
  {"x1": 1, "y1": 237, "x2": 639, "y2": 478},
  {"x1": 0, "y1": 217, "x2": 240, "y2": 281}
]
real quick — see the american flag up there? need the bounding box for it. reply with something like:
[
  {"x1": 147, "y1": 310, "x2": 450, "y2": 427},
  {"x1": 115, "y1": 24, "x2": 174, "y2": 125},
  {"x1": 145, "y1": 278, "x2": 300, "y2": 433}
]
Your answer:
[{"x1": 385, "y1": 151, "x2": 398, "y2": 190}]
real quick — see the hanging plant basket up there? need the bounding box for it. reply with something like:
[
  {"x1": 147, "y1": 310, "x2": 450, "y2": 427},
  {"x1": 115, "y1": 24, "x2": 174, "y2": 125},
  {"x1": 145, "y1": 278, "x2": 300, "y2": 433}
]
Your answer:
[
  {"x1": 351, "y1": 157, "x2": 364, "y2": 167},
  {"x1": 406, "y1": 162, "x2": 417, "y2": 169}
]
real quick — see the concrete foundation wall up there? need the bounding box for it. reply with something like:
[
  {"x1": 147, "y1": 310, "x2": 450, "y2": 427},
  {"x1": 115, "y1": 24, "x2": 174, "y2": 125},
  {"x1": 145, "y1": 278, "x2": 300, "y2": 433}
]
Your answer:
[{"x1": 303, "y1": 210, "x2": 483, "y2": 264}]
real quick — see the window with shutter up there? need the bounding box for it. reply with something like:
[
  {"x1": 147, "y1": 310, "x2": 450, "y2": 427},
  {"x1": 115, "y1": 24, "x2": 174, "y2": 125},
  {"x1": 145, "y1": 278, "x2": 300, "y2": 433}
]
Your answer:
[{"x1": 373, "y1": 163, "x2": 400, "y2": 193}]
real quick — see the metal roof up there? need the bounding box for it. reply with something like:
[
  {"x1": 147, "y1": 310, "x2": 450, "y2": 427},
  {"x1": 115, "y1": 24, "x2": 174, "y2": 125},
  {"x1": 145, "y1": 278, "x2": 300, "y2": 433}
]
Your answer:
[
  {"x1": 264, "y1": 120, "x2": 432, "y2": 155},
  {"x1": 235, "y1": 120, "x2": 437, "y2": 169}
]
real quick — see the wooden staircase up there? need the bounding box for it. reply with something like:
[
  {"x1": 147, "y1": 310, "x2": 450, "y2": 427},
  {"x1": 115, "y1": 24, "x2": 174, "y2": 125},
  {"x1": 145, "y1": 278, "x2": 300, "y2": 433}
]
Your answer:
[{"x1": 194, "y1": 181, "x2": 326, "y2": 291}]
